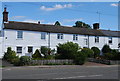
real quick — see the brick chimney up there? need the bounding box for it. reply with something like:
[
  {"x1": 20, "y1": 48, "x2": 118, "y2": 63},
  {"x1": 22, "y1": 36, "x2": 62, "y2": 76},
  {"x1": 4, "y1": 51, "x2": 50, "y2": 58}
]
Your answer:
[
  {"x1": 3, "y1": 7, "x2": 9, "y2": 22},
  {"x1": 93, "y1": 23, "x2": 99, "y2": 29}
]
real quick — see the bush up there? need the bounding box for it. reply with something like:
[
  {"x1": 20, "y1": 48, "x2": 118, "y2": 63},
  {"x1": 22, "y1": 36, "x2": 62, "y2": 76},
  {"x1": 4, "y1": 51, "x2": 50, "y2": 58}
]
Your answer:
[
  {"x1": 91, "y1": 47, "x2": 100, "y2": 58},
  {"x1": 41, "y1": 46, "x2": 50, "y2": 56},
  {"x1": 32, "y1": 49, "x2": 42, "y2": 59},
  {"x1": 57, "y1": 42, "x2": 79, "y2": 59},
  {"x1": 102, "y1": 45, "x2": 111, "y2": 53},
  {"x1": 74, "y1": 51, "x2": 87, "y2": 65},
  {"x1": 19, "y1": 56, "x2": 30, "y2": 66},
  {"x1": 3, "y1": 47, "x2": 18, "y2": 63},
  {"x1": 12, "y1": 57, "x2": 20, "y2": 66},
  {"x1": 81, "y1": 48, "x2": 94, "y2": 58}
]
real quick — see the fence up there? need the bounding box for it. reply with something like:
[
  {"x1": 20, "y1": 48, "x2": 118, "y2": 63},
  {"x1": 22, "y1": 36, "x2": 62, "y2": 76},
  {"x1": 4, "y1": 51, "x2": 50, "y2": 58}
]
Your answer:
[
  {"x1": 88, "y1": 58, "x2": 120, "y2": 65},
  {"x1": 30, "y1": 59, "x2": 74, "y2": 65}
]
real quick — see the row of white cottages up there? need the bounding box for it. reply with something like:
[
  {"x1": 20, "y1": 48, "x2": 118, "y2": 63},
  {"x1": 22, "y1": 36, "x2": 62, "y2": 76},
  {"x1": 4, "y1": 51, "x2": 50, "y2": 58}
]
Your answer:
[
  {"x1": 0, "y1": 21, "x2": 119, "y2": 58},
  {"x1": 0, "y1": 7, "x2": 120, "y2": 58}
]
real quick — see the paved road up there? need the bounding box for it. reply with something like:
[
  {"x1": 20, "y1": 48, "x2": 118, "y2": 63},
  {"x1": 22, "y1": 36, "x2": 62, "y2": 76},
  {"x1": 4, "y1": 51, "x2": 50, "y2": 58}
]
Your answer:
[{"x1": 2, "y1": 65, "x2": 119, "y2": 79}]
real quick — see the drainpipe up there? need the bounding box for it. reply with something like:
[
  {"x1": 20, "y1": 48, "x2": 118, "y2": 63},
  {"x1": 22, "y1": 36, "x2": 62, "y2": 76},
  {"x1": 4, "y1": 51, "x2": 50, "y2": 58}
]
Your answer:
[
  {"x1": 48, "y1": 32, "x2": 50, "y2": 48},
  {"x1": 88, "y1": 35, "x2": 90, "y2": 48}
]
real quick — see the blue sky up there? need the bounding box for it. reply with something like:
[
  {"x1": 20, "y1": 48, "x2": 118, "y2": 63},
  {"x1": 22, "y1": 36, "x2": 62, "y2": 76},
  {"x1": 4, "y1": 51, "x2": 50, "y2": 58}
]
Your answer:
[{"x1": 0, "y1": 2, "x2": 118, "y2": 30}]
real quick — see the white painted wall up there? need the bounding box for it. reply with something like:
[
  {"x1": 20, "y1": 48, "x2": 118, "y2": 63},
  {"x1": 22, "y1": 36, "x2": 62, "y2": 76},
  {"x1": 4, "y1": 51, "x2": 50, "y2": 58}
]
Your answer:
[
  {"x1": 1, "y1": 29, "x2": 119, "y2": 58},
  {"x1": 0, "y1": 37, "x2": 3, "y2": 58}
]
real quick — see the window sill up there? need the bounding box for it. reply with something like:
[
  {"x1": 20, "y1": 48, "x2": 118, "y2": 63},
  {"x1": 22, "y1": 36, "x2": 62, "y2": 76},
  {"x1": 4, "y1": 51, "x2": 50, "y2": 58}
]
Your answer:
[{"x1": 16, "y1": 38, "x2": 23, "y2": 40}]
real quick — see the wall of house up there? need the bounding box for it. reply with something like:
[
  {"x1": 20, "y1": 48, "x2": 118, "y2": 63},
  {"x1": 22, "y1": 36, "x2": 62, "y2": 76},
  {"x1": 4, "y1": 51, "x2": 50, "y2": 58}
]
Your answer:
[
  {"x1": 2, "y1": 29, "x2": 119, "y2": 57},
  {"x1": 0, "y1": 37, "x2": 3, "y2": 58}
]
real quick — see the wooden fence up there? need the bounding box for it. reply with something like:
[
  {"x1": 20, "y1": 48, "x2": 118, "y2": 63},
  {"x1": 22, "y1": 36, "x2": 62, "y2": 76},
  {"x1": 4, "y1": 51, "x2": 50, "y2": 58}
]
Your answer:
[
  {"x1": 30, "y1": 59, "x2": 74, "y2": 65},
  {"x1": 88, "y1": 58, "x2": 120, "y2": 65}
]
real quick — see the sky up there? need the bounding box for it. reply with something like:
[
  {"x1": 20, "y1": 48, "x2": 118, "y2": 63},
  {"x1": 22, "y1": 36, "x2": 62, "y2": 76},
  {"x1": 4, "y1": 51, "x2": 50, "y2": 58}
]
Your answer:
[{"x1": 0, "y1": 2, "x2": 119, "y2": 31}]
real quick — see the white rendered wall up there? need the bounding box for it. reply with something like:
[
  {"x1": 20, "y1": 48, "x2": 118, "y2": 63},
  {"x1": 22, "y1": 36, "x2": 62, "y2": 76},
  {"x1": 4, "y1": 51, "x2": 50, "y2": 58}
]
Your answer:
[{"x1": 3, "y1": 29, "x2": 119, "y2": 57}]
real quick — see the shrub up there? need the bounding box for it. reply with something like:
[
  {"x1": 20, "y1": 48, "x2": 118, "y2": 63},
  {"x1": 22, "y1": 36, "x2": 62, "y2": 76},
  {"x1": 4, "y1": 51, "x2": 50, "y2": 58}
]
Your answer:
[
  {"x1": 91, "y1": 47, "x2": 100, "y2": 58},
  {"x1": 41, "y1": 46, "x2": 50, "y2": 55},
  {"x1": 32, "y1": 49, "x2": 42, "y2": 58},
  {"x1": 57, "y1": 42, "x2": 79, "y2": 59},
  {"x1": 74, "y1": 51, "x2": 87, "y2": 65},
  {"x1": 102, "y1": 45, "x2": 111, "y2": 53},
  {"x1": 12, "y1": 57, "x2": 20, "y2": 66},
  {"x1": 81, "y1": 48, "x2": 94, "y2": 58},
  {"x1": 3, "y1": 47, "x2": 18, "y2": 63},
  {"x1": 19, "y1": 56, "x2": 30, "y2": 66}
]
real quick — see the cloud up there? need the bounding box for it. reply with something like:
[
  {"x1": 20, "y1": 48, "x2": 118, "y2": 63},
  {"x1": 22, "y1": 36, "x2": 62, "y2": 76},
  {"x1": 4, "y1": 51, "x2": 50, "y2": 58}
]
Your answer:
[
  {"x1": 110, "y1": 3, "x2": 118, "y2": 7},
  {"x1": 63, "y1": 18, "x2": 83, "y2": 23},
  {"x1": 22, "y1": 19, "x2": 44, "y2": 23},
  {"x1": 40, "y1": 4, "x2": 72, "y2": 11},
  {"x1": 10, "y1": 16, "x2": 26, "y2": 20}
]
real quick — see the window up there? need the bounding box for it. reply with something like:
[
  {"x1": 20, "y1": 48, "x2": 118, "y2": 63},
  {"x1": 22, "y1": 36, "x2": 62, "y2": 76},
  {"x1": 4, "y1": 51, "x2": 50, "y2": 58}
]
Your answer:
[
  {"x1": 57, "y1": 33, "x2": 63, "y2": 39},
  {"x1": 28, "y1": 46, "x2": 33, "y2": 53},
  {"x1": 95, "y1": 36, "x2": 99, "y2": 43},
  {"x1": 73, "y1": 34, "x2": 78, "y2": 40},
  {"x1": 17, "y1": 47, "x2": 22, "y2": 53},
  {"x1": 17, "y1": 31, "x2": 23, "y2": 39},
  {"x1": 84, "y1": 39, "x2": 88, "y2": 45},
  {"x1": 41, "y1": 32, "x2": 46, "y2": 39},
  {"x1": 108, "y1": 37, "x2": 112, "y2": 44}
]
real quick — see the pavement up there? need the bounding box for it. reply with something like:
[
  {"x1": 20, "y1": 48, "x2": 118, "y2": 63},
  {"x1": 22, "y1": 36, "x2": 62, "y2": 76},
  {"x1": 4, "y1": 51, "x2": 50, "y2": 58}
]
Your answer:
[{"x1": 1, "y1": 62, "x2": 119, "y2": 80}]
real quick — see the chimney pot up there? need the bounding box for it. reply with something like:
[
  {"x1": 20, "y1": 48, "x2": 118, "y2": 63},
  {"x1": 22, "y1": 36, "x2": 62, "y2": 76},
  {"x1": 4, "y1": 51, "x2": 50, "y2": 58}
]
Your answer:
[
  {"x1": 38, "y1": 21, "x2": 40, "y2": 24},
  {"x1": 93, "y1": 23, "x2": 99, "y2": 29}
]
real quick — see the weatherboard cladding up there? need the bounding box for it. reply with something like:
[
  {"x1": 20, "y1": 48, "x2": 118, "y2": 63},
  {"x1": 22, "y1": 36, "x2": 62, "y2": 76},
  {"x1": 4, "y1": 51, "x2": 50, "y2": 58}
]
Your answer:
[{"x1": 4, "y1": 21, "x2": 120, "y2": 37}]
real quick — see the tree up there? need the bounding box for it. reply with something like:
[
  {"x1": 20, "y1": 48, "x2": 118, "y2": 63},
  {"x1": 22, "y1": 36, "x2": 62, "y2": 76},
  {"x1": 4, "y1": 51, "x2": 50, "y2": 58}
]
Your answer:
[
  {"x1": 54, "y1": 21, "x2": 61, "y2": 26},
  {"x1": 3, "y1": 47, "x2": 18, "y2": 63},
  {"x1": 32, "y1": 49, "x2": 42, "y2": 58},
  {"x1": 102, "y1": 45, "x2": 111, "y2": 54},
  {"x1": 91, "y1": 47, "x2": 100, "y2": 58},
  {"x1": 57, "y1": 42, "x2": 79, "y2": 59},
  {"x1": 73, "y1": 21, "x2": 91, "y2": 29},
  {"x1": 81, "y1": 48, "x2": 94, "y2": 58}
]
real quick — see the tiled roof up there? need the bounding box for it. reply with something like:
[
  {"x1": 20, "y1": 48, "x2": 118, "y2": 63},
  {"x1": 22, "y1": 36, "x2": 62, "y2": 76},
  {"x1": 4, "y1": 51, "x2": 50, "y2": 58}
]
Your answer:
[{"x1": 4, "y1": 21, "x2": 120, "y2": 37}]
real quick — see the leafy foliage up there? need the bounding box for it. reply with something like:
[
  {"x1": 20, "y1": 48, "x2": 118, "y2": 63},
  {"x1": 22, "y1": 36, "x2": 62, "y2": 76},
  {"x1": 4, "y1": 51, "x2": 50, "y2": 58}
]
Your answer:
[
  {"x1": 91, "y1": 47, "x2": 100, "y2": 58},
  {"x1": 57, "y1": 42, "x2": 79, "y2": 59},
  {"x1": 73, "y1": 21, "x2": 91, "y2": 29},
  {"x1": 102, "y1": 44, "x2": 111, "y2": 53},
  {"x1": 74, "y1": 51, "x2": 87, "y2": 65},
  {"x1": 19, "y1": 56, "x2": 31, "y2": 66},
  {"x1": 81, "y1": 48, "x2": 94, "y2": 58},
  {"x1": 32, "y1": 49, "x2": 42, "y2": 58},
  {"x1": 3, "y1": 47, "x2": 19, "y2": 63}
]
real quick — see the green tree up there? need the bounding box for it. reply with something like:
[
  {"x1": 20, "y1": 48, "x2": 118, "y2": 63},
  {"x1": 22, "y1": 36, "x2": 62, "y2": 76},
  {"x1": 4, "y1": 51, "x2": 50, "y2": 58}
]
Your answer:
[
  {"x1": 102, "y1": 45, "x2": 111, "y2": 53},
  {"x1": 32, "y1": 49, "x2": 42, "y2": 58},
  {"x1": 74, "y1": 51, "x2": 87, "y2": 65},
  {"x1": 91, "y1": 47, "x2": 100, "y2": 58},
  {"x1": 54, "y1": 21, "x2": 61, "y2": 26},
  {"x1": 57, "y1": 42, "x2": 79, "y2": 59},
  {"x1": 3, "y1": 47, "x2": 18, "y2": 63},
  {"x1": 73, "y1": 21, "x2": 91, "y2": 29},
  {"x1": 81, "y1": 48, "x2": 94, "y2": 58}
]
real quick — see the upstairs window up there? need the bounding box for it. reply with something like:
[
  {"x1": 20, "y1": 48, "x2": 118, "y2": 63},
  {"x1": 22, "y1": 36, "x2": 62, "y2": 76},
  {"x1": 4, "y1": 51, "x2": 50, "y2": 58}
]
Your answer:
[
  {"x1": 17, "y1": 31, "x2": 23, "y2": 39},
  {"x1": 57, "y1": 33, "x2": 63, "y2": 39},
  {"x1": 17, "y1": 47, "x2": 22, "y2": 53},
  {"x1": 41, "y1": 32, "x2": 46, "y2": 39},
  {"x1": 73, "y1": 34, "x2": 78, "y2": 40},
  {"x1": 95, "y1": 36, "x2": 99, "y2": 43},
  {"x1": 108, "y1": 37, "x2": 112, "y2": 44},
  {"x1": 84, "y1": 38, "x2": 88, "y2": 45}
]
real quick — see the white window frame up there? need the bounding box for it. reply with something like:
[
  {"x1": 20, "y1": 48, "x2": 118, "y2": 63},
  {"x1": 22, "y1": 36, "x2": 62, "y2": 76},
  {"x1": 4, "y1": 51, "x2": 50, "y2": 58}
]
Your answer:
[
  {"x1": 73, "y1": 34, "x2": 78, "y2": 41},
  {"x1": 16, "y1": 47, "x2": 22, "y2": 53},
  {"x1": 17, "y1": 31, "x2": 23, "y2": 39},
  {"x1": 108, "y1": 37, "x2": 112, "y2": 44},
  {"x1": 57, "y1": 33, "x2": 63, "y2": 39},
  {"x1": 95, "y1": 36, "x2": 99, "y2": 43},
  {"x1": 41, "y1": 32, "x2": 46, "y2": 39}
]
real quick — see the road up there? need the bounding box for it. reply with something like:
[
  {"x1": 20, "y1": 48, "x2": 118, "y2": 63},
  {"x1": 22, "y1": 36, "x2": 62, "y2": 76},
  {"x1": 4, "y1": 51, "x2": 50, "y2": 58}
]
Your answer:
[{"x1": 2, "y1": 65, "x2": 119, "y2": 80}]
